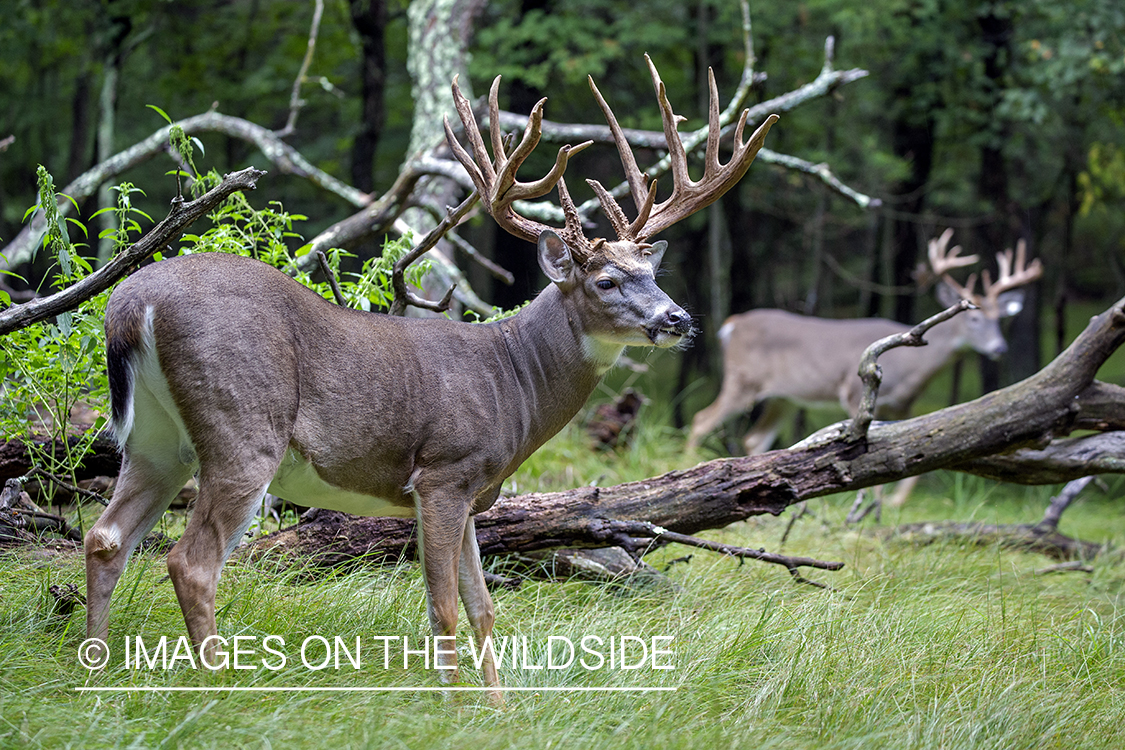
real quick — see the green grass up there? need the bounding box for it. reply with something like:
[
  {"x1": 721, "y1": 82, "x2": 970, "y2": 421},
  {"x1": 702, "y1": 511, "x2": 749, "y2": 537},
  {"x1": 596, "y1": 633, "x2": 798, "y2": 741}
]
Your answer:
[{"x1": 2, "y1": 421, "x2": 1124, "y2": 749}]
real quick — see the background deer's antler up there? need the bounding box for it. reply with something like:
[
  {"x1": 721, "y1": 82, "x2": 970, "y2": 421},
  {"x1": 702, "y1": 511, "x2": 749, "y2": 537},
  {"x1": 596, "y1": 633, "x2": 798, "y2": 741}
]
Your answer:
[{"x1": 980, "y1": 239, "x2": 1043, "y2": 315}]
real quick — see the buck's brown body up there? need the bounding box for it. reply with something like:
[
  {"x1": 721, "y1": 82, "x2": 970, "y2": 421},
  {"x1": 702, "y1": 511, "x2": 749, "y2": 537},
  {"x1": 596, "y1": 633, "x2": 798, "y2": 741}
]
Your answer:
[{"x1": 112, "y1": 252, "x2": 621, "y2": 510}]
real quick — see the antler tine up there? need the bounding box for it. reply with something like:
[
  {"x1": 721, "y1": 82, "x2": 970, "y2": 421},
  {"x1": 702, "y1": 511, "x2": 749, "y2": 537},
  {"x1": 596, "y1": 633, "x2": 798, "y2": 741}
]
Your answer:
[
  {"x1": 637, "y1": 54, "x2": 778, "y2": 240},
  {"x1": 926, "y1": 228, "x2": 984, "y2": 303},
  {"x1": 445, "y1": 75, "x2": 495, "y2": 192},
  {"x1": 555, "y1": 175, "x2": 594, "y2": 255},
  {"x1": 588, "y1": 75, "x2": 655, "y2": 225},
  {"x1": 926, "y1": 228, "x2": 979, "y2": 277},
  {"x1": 444, "y1": 74, "x2": 593, "y2": 245},
  {"x1": 982, "y1": 238, "x2": 1043, "y2": 305}
]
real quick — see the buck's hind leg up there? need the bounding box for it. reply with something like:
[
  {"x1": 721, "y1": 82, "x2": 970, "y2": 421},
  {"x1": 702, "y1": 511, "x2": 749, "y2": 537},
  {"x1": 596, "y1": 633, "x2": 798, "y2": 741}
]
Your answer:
[
  {"x1": 166, "y1": 461, "x2": 280, "y2": 661},
  {"x1": 85, "y1": 451, "x2": 194, "y2": 646},
  {"x1": 458, "y1": 516, "x2": 502, "y2": 702}
]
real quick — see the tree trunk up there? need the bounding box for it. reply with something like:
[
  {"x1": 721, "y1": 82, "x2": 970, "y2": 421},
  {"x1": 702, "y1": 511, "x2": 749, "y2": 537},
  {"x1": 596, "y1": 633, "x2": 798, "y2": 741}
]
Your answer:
[{"x1": 348, "y1": 0, "x2": 388, "y2": 195}]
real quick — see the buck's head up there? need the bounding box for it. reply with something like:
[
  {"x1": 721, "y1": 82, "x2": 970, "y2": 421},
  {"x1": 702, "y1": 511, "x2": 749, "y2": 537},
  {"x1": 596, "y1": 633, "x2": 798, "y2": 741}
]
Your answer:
[
  {"x1": 927, "y1": 229, "x2": 1043, "y2": 359},
  {"x1": 537, "y1": 231, "x2": 689, "y2": 349},
  {"x1": 444, "y1": 57, "x2": 777, "y2": 355}
]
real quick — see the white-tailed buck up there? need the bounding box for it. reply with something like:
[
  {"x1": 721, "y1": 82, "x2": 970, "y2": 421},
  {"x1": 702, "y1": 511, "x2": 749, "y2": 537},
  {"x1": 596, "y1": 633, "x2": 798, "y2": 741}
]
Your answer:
[
  {"x1": 85, "y1": 58, "x2": 777, "y2": 696},
  {"x1": 687, "y1": 229, "x2": 1042, "y2": 455}
]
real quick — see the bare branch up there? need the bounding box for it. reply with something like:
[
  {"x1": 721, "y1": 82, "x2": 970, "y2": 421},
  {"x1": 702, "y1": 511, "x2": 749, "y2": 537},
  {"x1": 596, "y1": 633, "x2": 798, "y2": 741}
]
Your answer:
[
  {"x1": 22, "y1": 467, "x2": 109, "y2": 507},
  {"x1": 0, "y1": 167, "x2": 266, "y2": 336},
  {"x1": 445, "y1": 230, "x2": 515, "y2": 285},
  {"x1": 1036, "y1": 476, "x2": 1094, "y2": 532},
  {"x1": 388, "y1": 191, "x2": 480, "y2": 316},
  {"x1": 846, "y1": 300, "x2": 975, "y2": 442},
  {"x1": 616, "y1": 520, "x2": 842, "y2": 571},
  {"x1": 754, "y1": 148, "x2": 880, "y2": 208},
  {"x1": 1, "y1": 112, "x2": 366, "y2": 271},
  {"x1": 276, "y1": 0, "x2": 325, "y2": 138},
  {"x1": 390, "y1": 218, "x2": 495, "y2": 316},
  {"x1": 314, "y1": 249, "x2": 347, "y2": 306}
]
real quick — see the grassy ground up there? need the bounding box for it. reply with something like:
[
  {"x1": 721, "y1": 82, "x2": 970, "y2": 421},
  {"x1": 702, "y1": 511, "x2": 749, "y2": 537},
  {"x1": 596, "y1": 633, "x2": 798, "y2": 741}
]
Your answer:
[
  {"x1": 2, "y1": 298, "x2": 1122, "y2": 748},
  {"x1": 2, "y1": 417, "x2": 1124, "y2": 749}
]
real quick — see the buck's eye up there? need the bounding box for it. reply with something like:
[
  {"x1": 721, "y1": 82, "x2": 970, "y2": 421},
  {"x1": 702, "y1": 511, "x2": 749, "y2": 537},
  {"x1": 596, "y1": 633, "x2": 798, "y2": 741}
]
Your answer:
[{"x1": 596, "y1": 279, "x2": 615, "y2": 290}]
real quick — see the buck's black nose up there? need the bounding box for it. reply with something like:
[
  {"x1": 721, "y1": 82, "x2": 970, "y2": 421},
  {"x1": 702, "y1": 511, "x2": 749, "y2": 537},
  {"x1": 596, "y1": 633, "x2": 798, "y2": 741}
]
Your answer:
[{"x1": 665, "y1": 308, "x2": 691, "y2": 334}]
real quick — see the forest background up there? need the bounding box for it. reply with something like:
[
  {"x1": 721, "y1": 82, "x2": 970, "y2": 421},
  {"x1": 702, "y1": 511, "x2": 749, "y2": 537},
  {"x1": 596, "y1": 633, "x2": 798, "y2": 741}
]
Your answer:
[{"x1": 2, "y1": 0, "x2": 1123, "y2": 424}]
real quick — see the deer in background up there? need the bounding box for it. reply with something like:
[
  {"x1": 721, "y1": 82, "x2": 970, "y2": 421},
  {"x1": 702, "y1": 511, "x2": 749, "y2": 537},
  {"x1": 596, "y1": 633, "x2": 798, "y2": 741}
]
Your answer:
[
  {"x1": 687, "y1": 229, "x2": 1043, "y2": 460},
  {"x1": 84, "y1": 58, "x2": 777, "y2": 699}
]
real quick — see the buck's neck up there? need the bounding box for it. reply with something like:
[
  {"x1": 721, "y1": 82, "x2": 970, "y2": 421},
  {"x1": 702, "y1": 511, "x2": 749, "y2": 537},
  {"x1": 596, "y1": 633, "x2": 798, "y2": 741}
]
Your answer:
[{"x1": 494, "y1": 284, "x2": 618, "y2": 454}]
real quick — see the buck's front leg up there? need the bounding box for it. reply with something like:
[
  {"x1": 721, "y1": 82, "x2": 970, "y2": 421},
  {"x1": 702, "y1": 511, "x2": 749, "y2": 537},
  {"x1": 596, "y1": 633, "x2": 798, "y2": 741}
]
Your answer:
[{"x1": 413, "y1": 485, "x2": 472, "y2": 686}]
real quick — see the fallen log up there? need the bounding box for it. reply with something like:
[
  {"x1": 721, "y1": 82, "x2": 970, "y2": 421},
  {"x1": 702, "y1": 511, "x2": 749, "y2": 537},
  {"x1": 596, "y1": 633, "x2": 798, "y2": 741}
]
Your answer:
[
  {"x1": 252, "y1": 298, "x2": 1125, "y2": 569},
  {"x1": 891, "y1": 477, "x2": 1103, "y2": 561},
  {"x1": 0, "y1": 436, "x2": 121, "y2": 483}
]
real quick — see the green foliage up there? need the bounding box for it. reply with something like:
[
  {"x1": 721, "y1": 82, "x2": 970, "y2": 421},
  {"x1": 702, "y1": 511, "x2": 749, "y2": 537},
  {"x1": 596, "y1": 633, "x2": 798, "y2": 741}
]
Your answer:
[
  {"x1": 0, "y1": 171, "x2": 119, "y2": 524},
  {"x1": 1079, "y1": 142, "x2": 1125, "y2": 216},
  {"x1": 178, "y1": 173, "x2": 429, "y2": 313},
  {"x1": 472, "y1": 2, "x2": 690, "y2": 90}
]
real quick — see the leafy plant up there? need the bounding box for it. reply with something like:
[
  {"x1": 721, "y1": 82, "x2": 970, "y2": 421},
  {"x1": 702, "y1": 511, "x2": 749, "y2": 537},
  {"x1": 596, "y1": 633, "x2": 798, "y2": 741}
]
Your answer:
[{"x1": 0, "y1": 169, "x2": 129, "y2": 528}]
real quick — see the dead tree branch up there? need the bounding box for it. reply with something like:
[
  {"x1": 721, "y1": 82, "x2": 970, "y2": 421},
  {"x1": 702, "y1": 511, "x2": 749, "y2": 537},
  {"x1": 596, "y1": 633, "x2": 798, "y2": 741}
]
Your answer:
[
  {"x1": 1037, "y1": 476, "x2": 1094, "y2": 532},
  {"x1": 891, "y1": 477, "x2": 1101, "y2": 562},
  {"x1": 387, "y1": 191, "x2": 479, "y2": 316},
  {"x1": 314, "y1": 249, "x2": 347, "y2": 306},
  {"x1": 276, "y1": 0, "x2": 325, "y2": 139},
  {"x1": 0, "y1": 478, "x2": 82, "y2": 544},
  {"x1": 847, "y1": 300, "x2": 975, "y2": 441},
  {"x1": 0, "y1": 167, "x2": 265, "y2": 335},
  {"x1": 0, "y1": 435, "x2": 121, "y2": 482},
  {"x1": 1, "y1": 113, "x2": 364, "y2": 270}
]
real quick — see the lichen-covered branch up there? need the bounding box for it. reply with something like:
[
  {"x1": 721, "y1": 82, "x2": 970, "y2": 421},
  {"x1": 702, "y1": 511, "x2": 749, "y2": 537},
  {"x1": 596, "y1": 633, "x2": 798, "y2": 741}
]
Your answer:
[{"x1": 1, "y1": 113, "x2": 366, "y2": 271}]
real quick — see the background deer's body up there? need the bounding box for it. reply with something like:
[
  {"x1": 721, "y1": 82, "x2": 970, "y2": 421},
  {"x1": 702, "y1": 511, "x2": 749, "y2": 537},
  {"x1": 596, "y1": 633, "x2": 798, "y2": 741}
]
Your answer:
[
  {"x1": 688, "y1": 307, "x2": 992, "y2": 454},
  {"x1": 688, "y1": 230, "x2": 1041, "y2": 455}
]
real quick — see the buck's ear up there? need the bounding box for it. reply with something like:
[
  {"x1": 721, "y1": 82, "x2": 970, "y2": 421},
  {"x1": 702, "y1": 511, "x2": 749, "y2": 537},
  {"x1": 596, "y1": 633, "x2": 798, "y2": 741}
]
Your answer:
[
  {"x1": 646, "y1": 240, "x2": 668, "y2": 272},
  {"x1": 538, "y1": 230, "x2": 575, "y2": 285},
  {"x1": 935, "y1": 281, "x2": 962, "y2": 309},
  {"x1": 996, "y1": 289, "x2": 1025, "y2": 318}
]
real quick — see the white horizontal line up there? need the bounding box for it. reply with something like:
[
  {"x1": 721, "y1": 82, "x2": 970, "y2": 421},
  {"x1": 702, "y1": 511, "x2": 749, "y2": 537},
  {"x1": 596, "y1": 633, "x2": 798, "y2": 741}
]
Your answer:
[{"x1": 75, "y1": 686, "x2": 676, "y2": 693}]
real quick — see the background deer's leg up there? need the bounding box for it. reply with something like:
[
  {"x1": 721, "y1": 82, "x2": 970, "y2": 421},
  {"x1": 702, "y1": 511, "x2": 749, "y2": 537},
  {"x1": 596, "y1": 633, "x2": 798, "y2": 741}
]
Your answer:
[
  {"x1": 166, "y1": 464, "x2": 278, "y2": 661},
  {"x1": 887, "y1": 475, "x2": 921, "y2": 507},
  {"x1": 742, "y1": 399, "x2": 786, "y2": 455},
  {"x1": 457, "y1": 515, "x2": 500, "y2": 697},
  {"x1": 687, "y1": 381, "x2": 760, "y2": 451},
  {"x1": 85, "y1": 452, "x2": 193, "y2": 643},
  {"x1": 413, "y1": 485, "x2": 471, "y2": 685}
]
